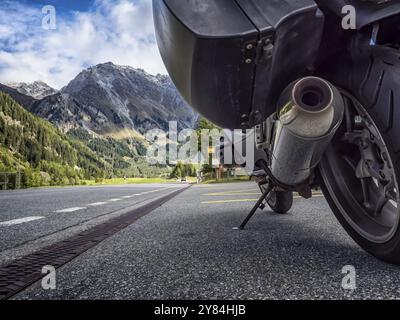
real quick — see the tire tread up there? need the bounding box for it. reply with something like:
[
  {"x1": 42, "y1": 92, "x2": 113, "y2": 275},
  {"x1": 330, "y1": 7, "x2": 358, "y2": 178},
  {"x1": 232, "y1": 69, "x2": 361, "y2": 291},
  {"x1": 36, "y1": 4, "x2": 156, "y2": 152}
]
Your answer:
[{"x1": 321, "y1": 45, "x2": 400, "y2": 264}]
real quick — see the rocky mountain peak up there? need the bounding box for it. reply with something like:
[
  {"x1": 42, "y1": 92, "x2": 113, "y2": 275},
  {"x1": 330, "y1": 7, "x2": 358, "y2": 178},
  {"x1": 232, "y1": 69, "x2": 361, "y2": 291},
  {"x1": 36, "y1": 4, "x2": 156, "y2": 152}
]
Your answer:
[
  {"x1": 26, "y1": 62, "x2": 198, "y2": 138},
  {"x1": 7, "y1": 81, "x2": 58, "y2": 99}
]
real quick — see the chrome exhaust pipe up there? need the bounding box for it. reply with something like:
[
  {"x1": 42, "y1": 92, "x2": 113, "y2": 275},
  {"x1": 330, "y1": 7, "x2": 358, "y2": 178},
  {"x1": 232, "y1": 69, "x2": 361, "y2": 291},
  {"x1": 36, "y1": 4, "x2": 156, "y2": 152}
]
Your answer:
[{"x1": 271, "y1": 77, "x2": 344, "y2": 186}]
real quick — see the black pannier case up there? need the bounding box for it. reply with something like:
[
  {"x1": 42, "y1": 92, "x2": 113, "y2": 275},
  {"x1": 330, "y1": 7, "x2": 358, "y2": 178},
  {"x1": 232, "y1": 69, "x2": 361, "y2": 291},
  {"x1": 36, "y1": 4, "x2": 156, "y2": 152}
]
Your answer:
[{"x1": 153, "y1": 0, "x2": 324, "y2": 128}]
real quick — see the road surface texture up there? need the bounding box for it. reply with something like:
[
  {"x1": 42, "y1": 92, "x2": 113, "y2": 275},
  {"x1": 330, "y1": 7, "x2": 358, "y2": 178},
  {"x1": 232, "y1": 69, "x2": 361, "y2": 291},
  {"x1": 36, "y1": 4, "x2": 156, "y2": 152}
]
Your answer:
[{"x1": 1, "y1": 182, "x2": 400, "y2": 299}]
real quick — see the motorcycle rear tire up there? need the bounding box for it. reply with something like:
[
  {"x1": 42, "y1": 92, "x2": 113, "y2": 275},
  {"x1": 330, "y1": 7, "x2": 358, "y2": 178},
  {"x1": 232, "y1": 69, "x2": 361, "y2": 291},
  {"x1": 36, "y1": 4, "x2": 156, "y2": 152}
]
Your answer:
[{"x1": 319, "y1": 45, "x2": 400, "y2": 265}]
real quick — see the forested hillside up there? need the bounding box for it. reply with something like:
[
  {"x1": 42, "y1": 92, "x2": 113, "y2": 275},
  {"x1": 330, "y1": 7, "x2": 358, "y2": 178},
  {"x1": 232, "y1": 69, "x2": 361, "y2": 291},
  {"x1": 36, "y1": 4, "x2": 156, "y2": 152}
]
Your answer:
[
  {"x1": 0, "y1": 93, "x2": 171, "y2": 188},
  {"x1": 67, "y1": 128, "x2": 166, "y2": 178},
  {"x1": 0, "y1": 93, "x2": 109, "y2": 187}
]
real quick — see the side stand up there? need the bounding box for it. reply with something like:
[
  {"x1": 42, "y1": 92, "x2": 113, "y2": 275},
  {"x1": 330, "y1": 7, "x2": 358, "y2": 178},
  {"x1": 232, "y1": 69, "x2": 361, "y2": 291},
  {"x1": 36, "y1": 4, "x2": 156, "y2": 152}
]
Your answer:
[{"x1": 233, "y1": 183, "x2": 273, "y2": 230}]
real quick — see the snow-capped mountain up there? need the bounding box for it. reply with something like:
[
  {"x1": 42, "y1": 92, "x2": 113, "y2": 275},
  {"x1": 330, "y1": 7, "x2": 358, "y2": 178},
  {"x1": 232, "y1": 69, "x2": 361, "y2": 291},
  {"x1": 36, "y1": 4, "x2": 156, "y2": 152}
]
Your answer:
[
  {"x1": 7, "y1": 81, "x2": 58, "y2": 100},
  {"x1": 29, "y1": 62, "x2": 198, "y2": 136}
]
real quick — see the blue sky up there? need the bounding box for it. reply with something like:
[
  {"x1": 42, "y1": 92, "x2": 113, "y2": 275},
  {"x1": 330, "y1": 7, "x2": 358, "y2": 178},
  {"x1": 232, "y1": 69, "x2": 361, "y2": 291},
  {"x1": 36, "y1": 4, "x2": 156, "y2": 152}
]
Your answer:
[{"x1": 0, "y1": 0, "x2": 166, "y2": 88}]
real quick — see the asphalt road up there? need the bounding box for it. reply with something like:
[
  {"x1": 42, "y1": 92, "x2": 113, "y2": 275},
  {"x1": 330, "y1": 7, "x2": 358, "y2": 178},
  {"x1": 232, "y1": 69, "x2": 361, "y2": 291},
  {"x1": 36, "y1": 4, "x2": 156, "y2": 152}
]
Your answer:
[
  {"x1": 0, "y1": 184, "x2": 185, "y2": 255},
  {"x1": 2, "y1": 182, "x2": 400, "y2": 299}
]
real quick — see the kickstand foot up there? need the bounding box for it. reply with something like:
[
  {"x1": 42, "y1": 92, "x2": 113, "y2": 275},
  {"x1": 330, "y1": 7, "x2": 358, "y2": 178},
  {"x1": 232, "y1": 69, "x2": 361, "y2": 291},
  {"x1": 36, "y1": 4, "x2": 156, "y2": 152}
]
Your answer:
[{"x1": 234, "y1": 183, "x2": 273, "y2": 230}]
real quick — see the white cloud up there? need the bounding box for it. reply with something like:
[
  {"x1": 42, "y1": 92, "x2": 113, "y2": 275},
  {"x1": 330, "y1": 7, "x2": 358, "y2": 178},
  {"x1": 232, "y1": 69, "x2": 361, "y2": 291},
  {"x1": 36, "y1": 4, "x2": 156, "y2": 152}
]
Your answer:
[{"x1": 0, "y1": 0, "x2": 167, "y2": 89}]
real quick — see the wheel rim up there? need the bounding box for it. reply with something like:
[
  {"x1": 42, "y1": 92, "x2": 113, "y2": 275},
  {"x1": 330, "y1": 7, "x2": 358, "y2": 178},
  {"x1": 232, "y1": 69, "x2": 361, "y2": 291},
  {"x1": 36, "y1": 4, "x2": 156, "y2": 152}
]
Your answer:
[{"x1": 319, "y1": 92, "x2": 400, "y2": 243}]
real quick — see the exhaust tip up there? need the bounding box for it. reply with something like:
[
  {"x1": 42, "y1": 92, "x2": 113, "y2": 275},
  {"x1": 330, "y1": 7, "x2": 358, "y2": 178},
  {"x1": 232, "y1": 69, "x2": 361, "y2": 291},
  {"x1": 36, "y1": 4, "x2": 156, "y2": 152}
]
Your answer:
[
  {"x1": 278, "y1": 76, "x2": 343, "y2": 138},
  {"x1": 293, "y1": 77, "x2": 333, "y2": 113}
]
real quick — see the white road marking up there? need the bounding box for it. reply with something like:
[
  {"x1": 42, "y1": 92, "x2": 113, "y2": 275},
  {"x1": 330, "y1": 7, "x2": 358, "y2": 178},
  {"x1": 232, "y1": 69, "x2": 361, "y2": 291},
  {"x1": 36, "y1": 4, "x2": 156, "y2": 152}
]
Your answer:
[
  {"x1": 0, "y1": 216, "x2": 45, "y2": 226},
  {"x1": 129, "y1": 188, "x2": 169, "y2": 197},
  {"x1": 140, "y1": 189, "x2": 162, "y2": 195},
  {"x1": 122, "y1": 196, "x2": 132, "y2": 199},
  {"x1": 55, "y1": 207, "x2": 86, "y2": 213},
  {"x1": 88, "y1": 202, "x2": 108, "y2": 206},
  {"x1": 108, "y1": 198, "x2": 122, "y2": 202}
]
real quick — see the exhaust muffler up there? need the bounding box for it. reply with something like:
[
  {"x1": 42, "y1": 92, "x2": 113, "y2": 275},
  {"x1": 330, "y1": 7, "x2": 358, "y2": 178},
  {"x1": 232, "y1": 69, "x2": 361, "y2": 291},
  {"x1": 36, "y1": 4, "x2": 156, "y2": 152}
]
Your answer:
[{"x1": 271, "y1": 77, "x2": 344, "y2": 186}]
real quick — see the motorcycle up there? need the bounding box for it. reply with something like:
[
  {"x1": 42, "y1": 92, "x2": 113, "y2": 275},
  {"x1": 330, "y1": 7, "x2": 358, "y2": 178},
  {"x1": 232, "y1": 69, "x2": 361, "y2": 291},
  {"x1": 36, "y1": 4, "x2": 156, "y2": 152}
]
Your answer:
[{"x1": 153, "y1": 0, "x2": 400, "y2": 265}]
